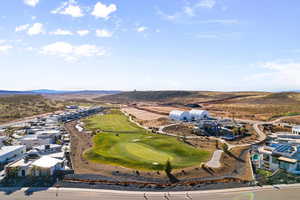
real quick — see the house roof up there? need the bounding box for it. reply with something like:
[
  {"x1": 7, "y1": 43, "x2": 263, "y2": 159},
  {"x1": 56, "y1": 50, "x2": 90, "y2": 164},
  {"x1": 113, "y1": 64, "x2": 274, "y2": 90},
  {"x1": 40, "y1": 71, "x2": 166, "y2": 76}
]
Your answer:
[
  {"x1": 189, "y1": 109, "x2": 208, "y2": 115},
  {"x1": 278, "y1": 156, "x2": 297, "y2": 164},
  {"x1": 32, "y1": 156, "x2": 62, "y2": 168},
  {"x1": 9, "y1": 159, "x2": 33, "y2": 167},
  {"x1": 0, "y1": 145, "x2": 25, "y2": 157}
]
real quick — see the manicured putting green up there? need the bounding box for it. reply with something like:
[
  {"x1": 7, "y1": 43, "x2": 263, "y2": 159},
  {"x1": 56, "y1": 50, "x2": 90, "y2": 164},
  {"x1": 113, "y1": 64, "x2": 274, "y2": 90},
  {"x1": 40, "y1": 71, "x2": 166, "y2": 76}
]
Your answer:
[
  {"x1": 85, "y1": 132, "x2": 210, "y2": 170},
  {"x1": 84, "y1": 109, "x2": 211, "y2": 170}
]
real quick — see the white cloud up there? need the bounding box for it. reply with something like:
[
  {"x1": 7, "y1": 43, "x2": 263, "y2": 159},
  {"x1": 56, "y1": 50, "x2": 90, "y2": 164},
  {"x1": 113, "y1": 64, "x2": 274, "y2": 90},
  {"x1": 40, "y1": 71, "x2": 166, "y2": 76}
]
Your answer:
[
  {"x1": 0, "y1": 40, "x2": 5, "y2": 44},
  {"x1": 91, "y1": 2, "x2": 117, "y2": 19},
  {"x1": 15, "y1": 24, "x2": 30, "y2": 32},
  {"x1": 157, "y1": 0, "x2": 230, "y2": 24},
  {"x1": 77, "y1": 30, "x2": 90, "y2": 36},
  {"x1": 183, "y1": 6, "x2": 195, "y2": 17},
  {"x1": 23, "y1": 0, "x2": 39, "y2": 7},
  {"x1": 246, "y1": 60, "x2": 300, "y2": 89},
  {"x1": 196, "y1": 0, "x2": 216, "y2": 9},
  {"x1": 137, "y1": 26, "x2": 148, "y2": 33},
  {"x1": 199, "y1": 19, "x2": 239, "y2": 24},
  {"x1": 25, "y1": 47, "x2": 34, "y2": 51},
  {"x1": 27, "y1": 23, "x2": 44, "y2": 35},
  {"x1": 41, "y1": 42, "x2": 107, "y2": 62},
  {"x1": 0, "y1": 45, "x2": 13, "y2": 53},
  {"x1": 158, "y1": 7, "x2": 239, "y2": 25},
  {"x1": 51, "y1": 0, "x2": 84, "y2": 18},
  {"x1": 96, "y1": 29, "x2": 113, "y2": 37},
  {"x1": 50, "y1": 29, "x2": 73, "y2": 36}
]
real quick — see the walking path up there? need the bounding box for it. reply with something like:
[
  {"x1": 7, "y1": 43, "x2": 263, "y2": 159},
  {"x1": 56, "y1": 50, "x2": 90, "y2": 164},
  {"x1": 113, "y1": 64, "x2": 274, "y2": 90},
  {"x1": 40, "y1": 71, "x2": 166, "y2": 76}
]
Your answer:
[{"x1": 206, "y1": 150, "x2": 223, "y2": 168}]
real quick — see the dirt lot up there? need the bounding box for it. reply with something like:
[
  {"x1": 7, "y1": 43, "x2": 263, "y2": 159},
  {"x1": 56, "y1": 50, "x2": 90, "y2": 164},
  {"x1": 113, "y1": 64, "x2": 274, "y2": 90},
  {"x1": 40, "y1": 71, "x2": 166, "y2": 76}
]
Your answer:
[
  {"x1": 280, "y1": 116, "x2": 300, "y2": 125},
  {"x1": 122, "y1": 107, "x2": 165, "y2": 121},
  {"x1": 163, "y1": 124, "x2": 196, "y2": 137},
  {"x1": 137, "y1": 106, "x2": 187, "y2": 115},
  {"x1": 138, "y1": 118, "x2": 172, "y2": 128}
]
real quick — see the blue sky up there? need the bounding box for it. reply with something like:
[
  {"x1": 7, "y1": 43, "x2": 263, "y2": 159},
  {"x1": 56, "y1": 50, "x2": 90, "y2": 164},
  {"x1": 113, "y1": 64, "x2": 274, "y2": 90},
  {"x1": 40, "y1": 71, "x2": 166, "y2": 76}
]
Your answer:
[{"x1": 0, "y1": 0, "x2": 299, "y2": 91}]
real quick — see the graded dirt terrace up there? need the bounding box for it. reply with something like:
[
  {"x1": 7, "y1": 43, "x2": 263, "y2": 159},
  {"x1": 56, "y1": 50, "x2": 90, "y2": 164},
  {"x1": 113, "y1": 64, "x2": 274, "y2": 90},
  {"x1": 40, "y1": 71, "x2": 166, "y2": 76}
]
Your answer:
[{"x1": 121, "y1": 107, "x2": 165, "y2": 121}]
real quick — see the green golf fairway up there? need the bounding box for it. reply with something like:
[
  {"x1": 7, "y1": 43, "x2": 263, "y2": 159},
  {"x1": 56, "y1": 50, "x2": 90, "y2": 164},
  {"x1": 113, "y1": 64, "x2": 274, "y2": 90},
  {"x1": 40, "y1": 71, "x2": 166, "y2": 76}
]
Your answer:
[{"x1": 84, "y1": 110, "x2": 211, "y2": 170}]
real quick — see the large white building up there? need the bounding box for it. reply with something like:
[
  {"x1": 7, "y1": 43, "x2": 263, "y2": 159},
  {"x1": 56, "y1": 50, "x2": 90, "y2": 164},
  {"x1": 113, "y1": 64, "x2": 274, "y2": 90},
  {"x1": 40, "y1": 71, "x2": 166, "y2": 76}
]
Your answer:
[
  {"x1": 169, "y1": 109, "x2": 209, "y2": 121},
  {"x1": 189, "y1": 109, "x2": 209, "y2": 121},
  {"x1": 169, "y1": 110, "x2": 190, "y2": 121}
]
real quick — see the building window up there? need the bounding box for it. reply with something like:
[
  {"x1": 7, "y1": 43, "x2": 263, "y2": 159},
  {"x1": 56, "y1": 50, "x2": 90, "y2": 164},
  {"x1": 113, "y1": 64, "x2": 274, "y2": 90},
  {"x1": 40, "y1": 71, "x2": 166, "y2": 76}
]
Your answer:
[
  {"x1": 296, "y1": 163, "x2": 300, "y2": 171},
  {"x1": 271, "y1": 157, "x2": 279, "y2": 164},
  {"x1": 21, "y1": 170, "x2": 25, "y2": 177},
  {"x1": 279, "y1": 162, "x2": 289, "y2": 170}
]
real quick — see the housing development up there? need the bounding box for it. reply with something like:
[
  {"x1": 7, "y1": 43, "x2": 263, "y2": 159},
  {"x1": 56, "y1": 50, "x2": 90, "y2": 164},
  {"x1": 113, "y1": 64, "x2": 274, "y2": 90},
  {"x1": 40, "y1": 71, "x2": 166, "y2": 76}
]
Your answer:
[
  {"x1": 0, "y1": 91, "x2": 299, "y2": 195},
  {"x1": 2, "y1": 0, "x2": 300, "y2": 199}
]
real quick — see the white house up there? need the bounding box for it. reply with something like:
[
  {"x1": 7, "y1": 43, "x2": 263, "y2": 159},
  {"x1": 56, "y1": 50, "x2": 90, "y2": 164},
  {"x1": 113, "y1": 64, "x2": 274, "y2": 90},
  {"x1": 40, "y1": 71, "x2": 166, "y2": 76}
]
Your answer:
[
  {"x1": 169, "y1": 110, "x2": 190, "y2": 121},
  {"x1": 292, "y1": 126, "x2": 300, "y2": 135},
  {"x1": 0, "y1": 145, "x2": 26, "y2": 164},
  {"x1": 32, "y1": 156, "x2": 64, "y2": 176},
  {"x1": 19, "y1": 135, "x2": 52, "y2": 149},
  {"x1": 7, "y1": 156, "x2": 64, "y2": 177},
  {"x1": 189, "y1": 109, "x2": 210, "y2": 121}
]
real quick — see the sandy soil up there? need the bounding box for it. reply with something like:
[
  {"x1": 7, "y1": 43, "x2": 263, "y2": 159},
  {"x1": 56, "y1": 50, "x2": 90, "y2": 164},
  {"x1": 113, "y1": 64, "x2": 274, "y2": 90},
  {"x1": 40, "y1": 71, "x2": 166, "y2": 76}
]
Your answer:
[
  {"x1": 138, "y1": 118, "x2": 172, "y2": 128},
  {"x1": 137, "y1": 106, "x2": 187, "y2": 115},
  {"x1": 163, "y1": 124, "x2": 195, "y2": 137},
  {"x1": 122, "y1": 107, "x2": 165, "y2": 121},
  {"x1": 280, "y1": 116, "x2": 300, "y2": 125}
]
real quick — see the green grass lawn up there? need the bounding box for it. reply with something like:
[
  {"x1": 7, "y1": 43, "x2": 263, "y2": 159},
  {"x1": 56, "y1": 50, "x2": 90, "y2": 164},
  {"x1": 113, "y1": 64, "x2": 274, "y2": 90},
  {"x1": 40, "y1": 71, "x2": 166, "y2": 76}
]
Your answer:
[
  {"x1": 83, "y1": 109, "x2": 145, "y2": 132},
  {"x1": 83, "y1": 109, "x2": 210, "y2": 170},
  {"x1": 84, "y1": 132, "x2": 210, "y2": 170}
]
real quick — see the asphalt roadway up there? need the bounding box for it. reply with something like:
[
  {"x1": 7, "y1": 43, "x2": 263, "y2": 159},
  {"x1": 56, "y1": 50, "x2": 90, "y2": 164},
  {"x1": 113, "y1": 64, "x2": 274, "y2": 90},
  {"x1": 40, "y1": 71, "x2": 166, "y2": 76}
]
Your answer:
[{"x1": 0, "y1": 185, "x2": 300, "y2": 200}]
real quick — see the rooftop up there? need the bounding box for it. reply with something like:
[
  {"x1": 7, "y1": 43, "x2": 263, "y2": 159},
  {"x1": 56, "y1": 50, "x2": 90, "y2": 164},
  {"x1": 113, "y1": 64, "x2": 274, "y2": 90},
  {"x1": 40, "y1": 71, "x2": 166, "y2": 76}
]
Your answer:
[
  {"x1": 0, "y1": 145, "x2": 25, "y2": 157},
  {"x1": 32, "y1": 156, "x2": 62, "y2": 168}
]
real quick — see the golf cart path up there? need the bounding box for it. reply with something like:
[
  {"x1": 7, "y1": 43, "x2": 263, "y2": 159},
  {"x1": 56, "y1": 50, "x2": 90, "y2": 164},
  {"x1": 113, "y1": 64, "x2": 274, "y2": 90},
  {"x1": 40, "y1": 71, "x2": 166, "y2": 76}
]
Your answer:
[{"x1": 206, "y1": 150, "x2": 223, "y2": 168}]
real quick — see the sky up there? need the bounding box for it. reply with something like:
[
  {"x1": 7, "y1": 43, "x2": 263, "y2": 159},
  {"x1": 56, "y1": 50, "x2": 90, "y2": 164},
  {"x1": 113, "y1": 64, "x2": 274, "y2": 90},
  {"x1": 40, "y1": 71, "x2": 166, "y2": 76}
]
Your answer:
[{"x1": 0, "y1": 0, "x2": 300, "y2": 91}]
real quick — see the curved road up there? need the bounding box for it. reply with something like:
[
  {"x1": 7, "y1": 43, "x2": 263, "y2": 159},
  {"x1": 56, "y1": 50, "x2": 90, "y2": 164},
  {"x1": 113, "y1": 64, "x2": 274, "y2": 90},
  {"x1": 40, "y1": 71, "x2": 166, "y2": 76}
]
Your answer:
[{"x1": 1, "y1": 185, "x2": 300, "y2": 200}]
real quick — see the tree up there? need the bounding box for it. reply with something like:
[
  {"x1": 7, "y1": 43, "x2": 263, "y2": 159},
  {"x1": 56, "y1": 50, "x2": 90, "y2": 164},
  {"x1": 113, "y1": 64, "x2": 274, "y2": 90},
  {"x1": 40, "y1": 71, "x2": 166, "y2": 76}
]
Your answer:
[
  {"x1": 240, "y1": 127, "x2": 247, "y2": 136},
  {"x1": 165, "y1": 160, "x2": 172, "y2": 175},
  {"x1": 222, "y1": 143, "x2": 229, "y2": 152},
  {"x1": 232, "y1": 127, "x2": 239, "y2": 135}
]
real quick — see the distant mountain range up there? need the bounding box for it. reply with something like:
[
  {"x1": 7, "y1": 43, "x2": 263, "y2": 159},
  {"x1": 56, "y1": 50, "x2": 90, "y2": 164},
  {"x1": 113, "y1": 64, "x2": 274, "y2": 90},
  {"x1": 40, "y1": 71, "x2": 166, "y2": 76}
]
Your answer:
[{"x1": 0, "y1": 89, "x2": 121, "y2": 95}]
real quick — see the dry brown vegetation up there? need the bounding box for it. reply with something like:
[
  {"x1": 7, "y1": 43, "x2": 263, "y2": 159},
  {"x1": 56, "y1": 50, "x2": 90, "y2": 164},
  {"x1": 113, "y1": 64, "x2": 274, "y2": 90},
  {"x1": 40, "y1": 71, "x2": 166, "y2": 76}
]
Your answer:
[
  {"x1": 163, "y1": 124, "x2": 195, "y2": 137},
  {"x1": 96, "y1": 91, "x2": 300, "y2": 121},
  {"x1": 0, "y1": 95, "x2": 63, "y2": 124},
  {"x1": 281, "y1": 116, "x2": 300, "y2": 125}
]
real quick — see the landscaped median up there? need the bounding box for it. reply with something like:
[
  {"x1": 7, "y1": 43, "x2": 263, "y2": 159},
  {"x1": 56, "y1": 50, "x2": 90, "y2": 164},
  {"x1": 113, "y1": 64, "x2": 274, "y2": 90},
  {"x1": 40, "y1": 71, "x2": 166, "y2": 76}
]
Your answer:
[{"x1": 83, "y1": 109, "x2": 211, "y2": 171}]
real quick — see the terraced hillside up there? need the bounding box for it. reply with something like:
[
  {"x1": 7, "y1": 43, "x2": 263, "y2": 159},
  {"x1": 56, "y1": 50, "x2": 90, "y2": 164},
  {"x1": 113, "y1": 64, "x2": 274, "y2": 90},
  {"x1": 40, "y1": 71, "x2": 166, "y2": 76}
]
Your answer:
[
  {"x1": 95, "y1": 91, "x2": 300, "y2": 121},
  {"x1": 0, "y1": 95, "x2": 63, "y2": 123},
  {"x1": 95, "y1": 90, "x2": 267, "y2": 104}
]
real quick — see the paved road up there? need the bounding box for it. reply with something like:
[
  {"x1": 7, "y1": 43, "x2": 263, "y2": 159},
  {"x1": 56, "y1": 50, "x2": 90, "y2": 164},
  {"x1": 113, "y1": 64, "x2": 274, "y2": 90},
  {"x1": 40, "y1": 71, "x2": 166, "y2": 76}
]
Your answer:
[
  {"x1": 206, "y1": 150, "x2": 223, "y2": 168},
  {"x1": 0, "y1": 185, "x2": 300, "y2": 200}
]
